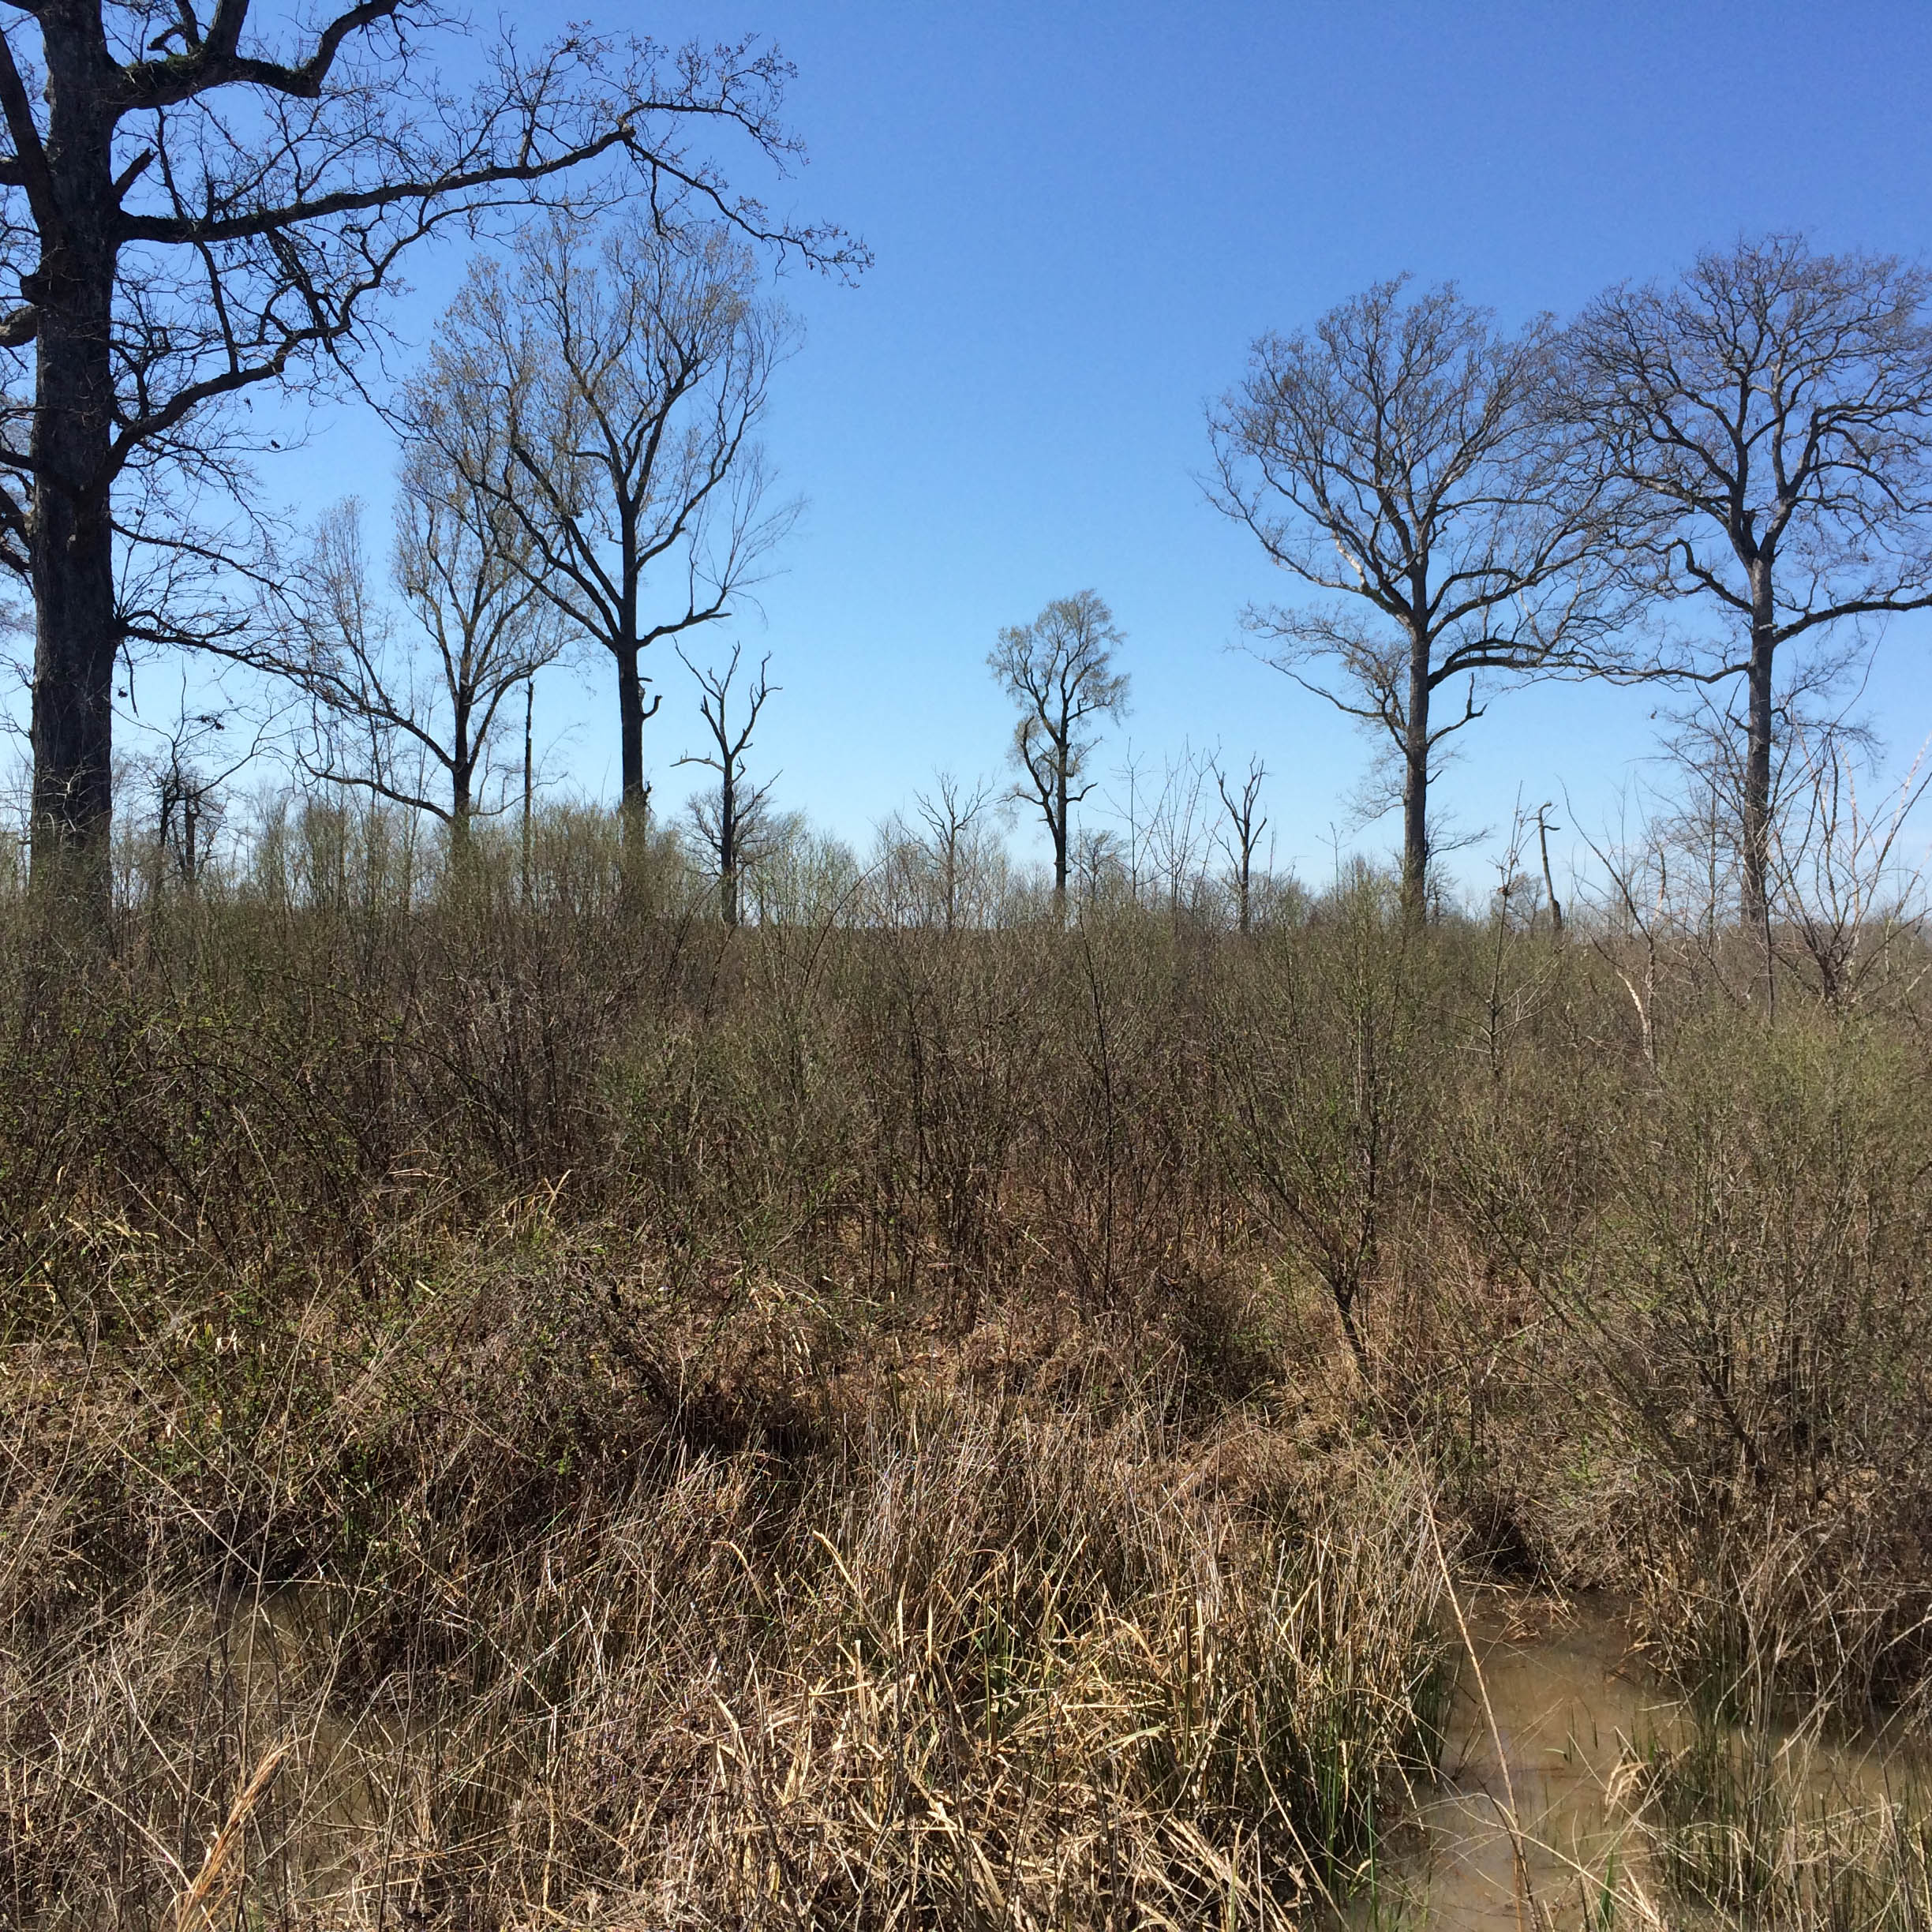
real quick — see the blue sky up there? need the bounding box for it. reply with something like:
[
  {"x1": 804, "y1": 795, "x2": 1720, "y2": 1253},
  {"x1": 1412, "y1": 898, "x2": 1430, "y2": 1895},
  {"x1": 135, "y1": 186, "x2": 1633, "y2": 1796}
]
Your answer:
[{"x1": 230, "y1": 2, "x2": 1932, "y2": 886}]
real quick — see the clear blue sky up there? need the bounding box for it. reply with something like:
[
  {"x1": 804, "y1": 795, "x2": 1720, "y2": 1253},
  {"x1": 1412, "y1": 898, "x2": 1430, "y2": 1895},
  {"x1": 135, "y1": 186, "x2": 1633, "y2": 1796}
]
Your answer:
[{"x1": 251, "y1": 3, "x2": 1932, "y2": 884}]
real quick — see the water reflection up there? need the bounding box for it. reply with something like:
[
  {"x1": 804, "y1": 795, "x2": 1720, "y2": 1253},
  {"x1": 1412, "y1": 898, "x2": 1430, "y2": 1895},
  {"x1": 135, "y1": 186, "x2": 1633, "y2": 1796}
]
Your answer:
[{"x1": 1365, "y1": 1594, "x2": 1930, "y2": 1931}]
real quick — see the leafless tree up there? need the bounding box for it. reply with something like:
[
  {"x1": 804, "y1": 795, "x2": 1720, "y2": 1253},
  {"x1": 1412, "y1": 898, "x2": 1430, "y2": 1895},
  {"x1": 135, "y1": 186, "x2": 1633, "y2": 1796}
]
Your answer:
[
  {"x1": 276, "y1": 472, "x2": 559, "y2": 850},
  {"x1": 1535, "y1": 802, "x2": 1564, "y2": 939},
  {"x1": 1208, "y1": 276, "x2": 1634, "y2": 916},
  {"x1": 1215, "y1": 754, "x2": 1268, "y2": 934},
  {"x1": 1140, "y1": 744, "x2": 1213, "y2": 923},
  {"x1": 414, "y1": 215, "x2": 796, "y2": 829},
  {"x1": 988, "y1": 590, "x2": 1130, "y2": 918},
  {"x1": 1660, "y1": 676, "x2": 1932, "y2": 1009},
  {"x1": 676, "y1": 642, "x2": 776, "y2": 927},
  {"x1": 1108, "y1": 743, "x2": 1154, "y2": 901},
  {"x1": 1765, "y1": 720, "x2": 1932, "y2": 1007},
  {"x1": 0, "y1": 6, "x2": 854, "y2": 908},
  {"x1": 144, "y1": 698, "x2": 244, "y2": 890},
  {"x1": 1564, "y1": 234, "x2": 1932, "y2": 929},
  {"x1": 153, "y1": 747, "x2": 210, "y2": 883},
  {"x1": 1570, "y1": 806, "x2": 1669, "y2": 1077},
  {"x1": 912, "y1": 769, "x2": 997, "y2": 933},
  {"x1": 1071, "y1": 822, "x2": 1126, "y2": 918},
  {"x1": 519, "y1": 673, "x2": 537, "y2": 907}
]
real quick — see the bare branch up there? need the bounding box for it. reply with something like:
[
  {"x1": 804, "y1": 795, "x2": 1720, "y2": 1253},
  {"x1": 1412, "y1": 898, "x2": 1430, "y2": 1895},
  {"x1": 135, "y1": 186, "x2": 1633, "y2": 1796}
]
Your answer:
[
  {"x1": 404, "y1": 212, "x2": 797, "y2": 814},
  {"x1": 13, "y1": 5, "x2": 860, "y2": 890},
  {"x1": 988, "y1": 590, "x2": 1130, "y2": 912},
  {"x1": 1564, "y1": 234, "x2": 1932, "y2": 923}
]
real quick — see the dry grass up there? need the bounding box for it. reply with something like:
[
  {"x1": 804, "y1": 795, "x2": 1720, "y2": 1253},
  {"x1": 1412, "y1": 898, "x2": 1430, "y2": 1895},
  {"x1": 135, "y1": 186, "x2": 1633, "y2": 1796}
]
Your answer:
[
  {"x1": 1586, "y1": 1706, "x2": 1932, "y2": 1930},
  {"x1": 2, "y1": 1281, "x2": 1448, "y2": 1926}
]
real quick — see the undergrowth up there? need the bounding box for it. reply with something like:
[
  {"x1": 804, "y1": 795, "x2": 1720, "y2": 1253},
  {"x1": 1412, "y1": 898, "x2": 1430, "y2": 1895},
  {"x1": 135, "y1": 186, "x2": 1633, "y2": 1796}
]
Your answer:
[{"x1": 3, "y1": 829, "x2": 1930, "y2": 1925}]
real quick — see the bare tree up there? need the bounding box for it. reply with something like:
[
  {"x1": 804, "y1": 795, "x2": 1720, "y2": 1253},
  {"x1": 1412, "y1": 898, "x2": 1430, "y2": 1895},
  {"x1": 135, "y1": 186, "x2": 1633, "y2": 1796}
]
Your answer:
[
  {"x1": 415, "y1": 215, "x2": 796, "y2": 830},
  {"x1": 1140, "y1": 744, "x2": 1212, "y2": 923},
  {"x1": 1565, "y1": 234, "x2": 1932, "y2": 928},
  {"x1": 676, "y1": 642, "x2": 776, "y2": 927},
  {"x1": 912, "y1": 769, "x2": 996, "y2": 933},
  {"x1": 1766, "y1": 720, "x2": 1932, "y2": 1007},
  {"x1": 1108, "y1": 743, "x2": 1154, "y2": 902},
  {"x1": 0, "y1": 6, "x2": 853, "y2": 907},
  {"x1": 1071, "y1": 822, "x2": 1126, "y2": 917},
  {"x1": 1215, "y1": 754, "x2": 1268, "y2": 934},
  {"x1": 277, "y1": 469, "x2": 559, "y2": 851},
  {"x1": 144, "y1": 698, "x2": 242, "y2": 891},
  {"x1": 1535, "y1": 802, "x2": 1564, "y2": 940},
  {"x1": 520, "y1": 673, "x2": 537, "y2": 907},
  {"x1": 1208, "y1": 276, "x2": 1632, "y2": 916},
  {"x1": 988, "y1": 590, "x2": 1130, "y2": 918}
]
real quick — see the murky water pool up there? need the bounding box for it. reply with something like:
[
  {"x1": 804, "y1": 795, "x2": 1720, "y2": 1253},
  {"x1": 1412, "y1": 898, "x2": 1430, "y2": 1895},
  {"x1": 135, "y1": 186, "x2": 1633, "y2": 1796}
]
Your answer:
[
  {"x1": 1367, "y1": 1594, "x2": 1929, "y2": 1930},
  {"x1": 213, "y1": 1583, "x2": 1923, "y2": 1929},
  {"x1": 1360, "y1": 1596, "x2": 1672, "y2": 1927}
]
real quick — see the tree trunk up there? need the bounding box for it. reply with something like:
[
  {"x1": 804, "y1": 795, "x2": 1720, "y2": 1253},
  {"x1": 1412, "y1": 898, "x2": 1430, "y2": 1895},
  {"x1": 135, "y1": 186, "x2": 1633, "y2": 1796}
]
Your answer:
[
  {"x1": 449, "y1": 700, "x2": 474, "y2": 867},
  {"x1": 719, "y1": 765, "x2": 738, "y2": 927},
  {"x1": 613, "y1": 640, "x2": 654, "y2": 919},
  {"x1": 27, "y1": 38, "x2": 119, "y2": 918},
  {"x1": 1537, "y1": 807, "x2": 1563, "y2": 941},
  {"x1": 522, "y1": 676, "x2": 534, "y2": 908},
  {"x1": 1400, "y1": 640, "x2": 1432, "y2": 919},
  {"x1": 448, "y1": 783, "x2": 473, "y2": 867},
  {"x1": 616, "y1": 643, "x2": 648, "y2": 820},
  {"x1": 1741, "y1": 575, "x2": 1778, "y2": 931},
  {"x1": 1053, "y1": 759, "x2": 1069, "y2": 920}
]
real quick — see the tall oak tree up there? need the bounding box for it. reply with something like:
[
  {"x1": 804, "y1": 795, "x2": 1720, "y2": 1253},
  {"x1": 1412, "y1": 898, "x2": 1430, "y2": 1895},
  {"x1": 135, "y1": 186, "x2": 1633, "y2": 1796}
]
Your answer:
[
  {"x1": 1565, "y1": 235, "x2": 1932, "y2": 927},
  {"x1": 1209, "y1": 277, "x2": 1631, "y2": 914}
]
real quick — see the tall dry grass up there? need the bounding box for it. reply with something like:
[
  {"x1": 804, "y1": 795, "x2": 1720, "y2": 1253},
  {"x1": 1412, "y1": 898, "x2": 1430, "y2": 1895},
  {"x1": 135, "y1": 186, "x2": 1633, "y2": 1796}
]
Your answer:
[{"x1": 2, "y1": 1245, "x2": 1448, "y2": 1925}]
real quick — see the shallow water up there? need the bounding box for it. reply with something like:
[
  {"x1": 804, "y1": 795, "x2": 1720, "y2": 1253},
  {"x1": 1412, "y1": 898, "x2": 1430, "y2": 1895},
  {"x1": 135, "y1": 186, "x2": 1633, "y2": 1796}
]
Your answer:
[
  {"x1": 212, "y1": 1583, "x2": 1921, "y2": 1928},
  {"x1": 1363, "y1": 1593, "x2": 1929, "y2": 1930},
  {"x1": 1360, "y1": 1594, "x2": 1674, "y2": 1928},
  {"x1": 218, "y1": 1585, "x2": 420, "y2": 1912}
]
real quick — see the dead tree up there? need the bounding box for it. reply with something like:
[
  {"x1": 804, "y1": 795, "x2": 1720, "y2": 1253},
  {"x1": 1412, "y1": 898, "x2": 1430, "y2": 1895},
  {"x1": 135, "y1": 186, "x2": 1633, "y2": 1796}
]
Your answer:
[
  {"x1": 1765, "y1": 722, "x2": 1932, "y2": 1007},
  {"x1": 1536, "y1": 803, "x2": 1564, "y2": 939},
  {"x1": 676, "y1": 643, "x2": 776, "y2": 927},
  {"x1": 149, "y1": 705, "x2": 234, "y2": 889},
  {"x1": 987, "y1": 590, "x2": 1130, "y2": 918},
  {"x1": 1215, "y1": 755, "x2": 1269, "y2": 934},
  {"x1": 0, "y1": 6, "x2": 856, "y2": 911},
  {"x1": 1141, "y1": 746, "x2": 1213, "y2": 923},
  {"x1": 521, "y1": 674, "x2": 536, "y2": 906},
  {"x1": 912, "y1": 770, "x2": 996, "y2": 933},
  {"x1": 1208, "y1": 276, "x2": 1633, "y2": 918},
  {"x1": 1566, "y1": 234, "x2": 1932, "y2": 930}
]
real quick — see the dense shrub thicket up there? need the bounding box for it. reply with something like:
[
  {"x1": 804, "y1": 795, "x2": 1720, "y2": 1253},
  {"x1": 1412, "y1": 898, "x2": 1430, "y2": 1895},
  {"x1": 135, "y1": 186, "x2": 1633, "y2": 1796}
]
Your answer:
[{"x1": 4, "y1": 808, "x2": 1930, "y2": 1926}]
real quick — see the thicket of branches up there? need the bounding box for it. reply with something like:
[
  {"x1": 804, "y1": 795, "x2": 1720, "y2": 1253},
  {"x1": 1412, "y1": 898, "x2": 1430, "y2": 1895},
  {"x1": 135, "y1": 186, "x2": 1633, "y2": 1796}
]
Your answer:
[{"x1": 6, "y1": 811, "x2": 1932, "y2": 1923}]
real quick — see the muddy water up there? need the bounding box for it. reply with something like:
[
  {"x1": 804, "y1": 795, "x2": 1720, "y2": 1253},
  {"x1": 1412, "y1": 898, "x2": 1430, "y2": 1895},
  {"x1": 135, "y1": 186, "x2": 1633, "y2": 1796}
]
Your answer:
[
  {"x1": 218, "y1": 1586, "x2": 421, "y2": 1915},
  {"x1": 1368, "y1": 1594, "x2": 1927, "y2": 1930},
  {"x1": 1365, "y1": 1595, "x2": 1681, "y2": 1929},
  {"x1": 215, "y1": 1585, "x2": 1913, "y2": 1928}
]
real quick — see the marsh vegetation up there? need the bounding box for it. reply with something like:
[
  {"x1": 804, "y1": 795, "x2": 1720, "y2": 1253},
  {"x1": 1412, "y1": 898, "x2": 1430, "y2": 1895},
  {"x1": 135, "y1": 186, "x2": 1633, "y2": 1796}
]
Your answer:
[
  {"x1": 1, "y1": 3, "x2": 1930, "y2": 1922},
  {"x1": 5, "y1": 806, "x2": 1932, "y2": 1927}
]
